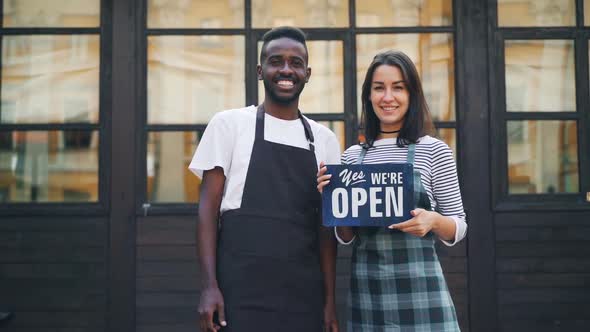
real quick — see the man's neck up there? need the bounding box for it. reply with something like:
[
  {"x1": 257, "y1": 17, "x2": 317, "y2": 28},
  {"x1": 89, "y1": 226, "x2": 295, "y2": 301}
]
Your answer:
[{"x1": 262, "y1": 99, "x2": 299, "y2": 120}]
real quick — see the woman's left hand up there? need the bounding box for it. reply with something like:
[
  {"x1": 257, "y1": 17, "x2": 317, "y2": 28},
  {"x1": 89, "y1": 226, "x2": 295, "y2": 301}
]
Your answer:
[{"x1": 388, "y1": 208, "x2": 438, "y2": 237}]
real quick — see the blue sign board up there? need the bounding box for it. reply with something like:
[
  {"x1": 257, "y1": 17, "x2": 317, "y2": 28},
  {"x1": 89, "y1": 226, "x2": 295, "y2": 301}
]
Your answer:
[{"x1": 322, "y1": 163, "x2": 415, "y2": 227}]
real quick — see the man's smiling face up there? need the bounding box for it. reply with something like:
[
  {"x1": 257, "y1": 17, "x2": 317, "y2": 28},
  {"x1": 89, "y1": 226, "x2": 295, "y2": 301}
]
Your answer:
[{"x1": 258, "y1": 37, "x2": 311, "y2": 105}]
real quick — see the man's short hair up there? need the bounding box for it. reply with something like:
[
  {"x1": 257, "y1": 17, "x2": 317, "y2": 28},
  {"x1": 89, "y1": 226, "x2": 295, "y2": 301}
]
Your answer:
[{"x1": 259, "y1": 26, "x2": 308, "y2": 63}]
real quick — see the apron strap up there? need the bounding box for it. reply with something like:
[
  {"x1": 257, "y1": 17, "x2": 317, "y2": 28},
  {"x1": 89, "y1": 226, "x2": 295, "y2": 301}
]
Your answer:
[
  {"x1": 407, "y1": 143, "x2": 416, "y2": 164},
  {"x1": 255, "y1": 105, "x2": 265, "y2": 141},
  {"x1": 256, "y1": 105, "x2": 315, "y2": 152},
  {"x1": 406, "y1": 143, "x2": 422, "y2": 208},
  {"x1": 356, "y1": 145, "x2": 367, "y2": 164},
  {"x1": 298, "y1": 111, "x2": 315, "y2": 153}
]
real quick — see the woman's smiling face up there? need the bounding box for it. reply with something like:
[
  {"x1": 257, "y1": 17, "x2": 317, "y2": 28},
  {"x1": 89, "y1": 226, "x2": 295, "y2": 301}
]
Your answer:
[{"x1": 369, "y1": 64, "x2": 410, "y2": 133}]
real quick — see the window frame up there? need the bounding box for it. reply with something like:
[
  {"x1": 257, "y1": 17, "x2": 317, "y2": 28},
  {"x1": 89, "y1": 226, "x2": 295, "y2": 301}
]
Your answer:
[
  {"x1": 0, "y1": 0, "x2": 111, "y2": 216},
  {"x1": 490, "y1": 0, "x2": 590, "y2": 211},
  {"x1": 137, "y1": 0, "x2": 461, "y2": 215}
]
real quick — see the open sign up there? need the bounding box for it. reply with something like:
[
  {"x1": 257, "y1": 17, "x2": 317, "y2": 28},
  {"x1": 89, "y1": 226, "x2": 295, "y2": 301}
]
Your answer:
[{"x1": 321, "y1": 163, "x2": 415, "y2": 227}]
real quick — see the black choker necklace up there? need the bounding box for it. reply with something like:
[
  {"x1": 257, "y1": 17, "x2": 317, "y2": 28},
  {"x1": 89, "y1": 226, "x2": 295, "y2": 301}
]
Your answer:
[{"x1": 380, "y1": 129, "x2": 400, "y2": 134}]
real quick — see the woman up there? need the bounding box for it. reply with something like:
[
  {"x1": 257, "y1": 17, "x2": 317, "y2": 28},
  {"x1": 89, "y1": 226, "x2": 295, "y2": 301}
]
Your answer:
[{"x1": 317, "y1": 50, "x2": 467, "y2": 331}]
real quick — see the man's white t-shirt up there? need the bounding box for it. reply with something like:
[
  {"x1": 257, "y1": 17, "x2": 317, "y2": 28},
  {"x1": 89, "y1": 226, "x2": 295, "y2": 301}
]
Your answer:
[{"x1": 188, "y1": 105, "x2": 342, "y2": 214}]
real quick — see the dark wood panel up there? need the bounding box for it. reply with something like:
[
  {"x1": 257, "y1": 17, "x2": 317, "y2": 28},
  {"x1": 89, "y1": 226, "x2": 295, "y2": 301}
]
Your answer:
[
  {"x1": 439, "y1": 257, "x2": 467, "y2": 273},
  {"x1": 443, "y1": 272, "x2": 469, "y2": 290},
  {"x1": 136, "y1": 217, "x2": 196, "y2": 231},
  {"x1": 497, "y1": 242, "x2": 590, "y2": 258},
  {"x1": 436, "y1": 240, "x2": 467, "y2": 257},
  {"x1": 496, "y1": 227, "x2": 590, "y2": 242},
  {"x1": 498, "y1": 288, "x2": 590, "y2": 304},
  {"x1": 0, "y1": 232, "x2": 105, "y2": 248},
  {"x1": 498, "y1": 273, "x2": 590, "y2": 289},
  {"x1": 495, "y1": 212, "x2": 590, "y2": 227},
  {"x1": 137, "y1": 246, "x2": 196, "y2": 261},
  {"x1": 0, "y1": 215, "x2": 107, "y2": 331},
  {"x1": 497, "y1": 258, "x2": 590, "y2": 273},
  {"x1": 499, "y1": 303, "x2": 590, "y2": 320},
  {"x1": 337, "y1": 244, "x2": 353, "y2": 258},
  {"x1": 136, "y1": 308, "x2": 196, "y2": 324},
  {"x1": 2, "y1": 328, "x2": 105, "y2": 332},
  {"x1": 458, "y1": 0, "x2": 497, "y2": 329},
  {"x1": 137, "y1": 324, "x2": 196, "y2": 332},
  {"x1": 137, "y1": 277, "x2": 199, "y2": 292},
  {"x1": 2, "y1": 311, "x2": 104, "y2": 327},
  {"x1": 1, "y1": 289, "x2": 106, "y2": 310},
  {"x1": 0, "y1": 217, "x2": 107, "y2": 231},
  {"x1": 0, "y1": 277, "x2": 104, "y2": 290},
  {"x1": 136, "y1": 293, "x2": 199, "y2": 307},
  {"x1": 109, "y1": 0, "x2": 139, "y2": 330},
  {"x1": 499, "y1": 319, "x2": 590, "y2": 332},
  {"x1": 0, "y1": 263, "x2": 106, "y2": 279},
  {"x1": 137, "y1": 262, "x2": 199, "y2": 277},
  {"x1": 0, "y1": 247, "x2": 105, "y2": 263},
  {"x1": 136, "y1": 230, "x2": 195, "y2": 246}
]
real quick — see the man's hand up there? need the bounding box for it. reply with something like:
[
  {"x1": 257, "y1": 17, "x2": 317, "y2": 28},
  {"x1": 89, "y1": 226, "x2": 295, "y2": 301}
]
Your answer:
[
  {"x1": 198, "y1": 286, "x2": 226, "y2": 331},
  {"x1": 323, "y1": 302, "x2": 339, "y2": 332}
]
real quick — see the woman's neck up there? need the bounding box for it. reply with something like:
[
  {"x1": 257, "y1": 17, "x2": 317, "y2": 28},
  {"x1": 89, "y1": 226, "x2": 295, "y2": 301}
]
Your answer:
[{"x1": 377, "y1": 133, "x2": 398, "y2": 140}]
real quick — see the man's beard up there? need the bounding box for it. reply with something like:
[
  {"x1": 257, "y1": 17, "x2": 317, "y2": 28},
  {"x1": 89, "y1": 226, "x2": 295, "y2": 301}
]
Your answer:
[{"x1": 263, "y1": 79, "x2": 305, "y2": 105}]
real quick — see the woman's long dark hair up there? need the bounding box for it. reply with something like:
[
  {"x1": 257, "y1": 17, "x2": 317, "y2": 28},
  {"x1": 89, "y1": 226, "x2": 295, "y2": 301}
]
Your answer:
[{"x1": 360, "y1": 50, "x2": 434, "y2": 148}]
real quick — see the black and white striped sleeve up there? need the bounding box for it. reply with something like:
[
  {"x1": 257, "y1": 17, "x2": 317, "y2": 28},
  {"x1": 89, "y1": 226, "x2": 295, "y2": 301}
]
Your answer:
[{"x1": 430, "y1": 140, "x2": 467, "y2": 246}]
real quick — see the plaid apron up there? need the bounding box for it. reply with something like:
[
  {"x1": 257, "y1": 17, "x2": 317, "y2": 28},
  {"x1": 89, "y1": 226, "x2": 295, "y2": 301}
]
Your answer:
[{"x1": 347, "y1": 143, "x2": 460, "y2": 332}]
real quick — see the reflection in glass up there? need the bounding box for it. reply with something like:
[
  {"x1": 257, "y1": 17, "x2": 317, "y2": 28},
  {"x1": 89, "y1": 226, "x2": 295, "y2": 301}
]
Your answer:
[
  {"x1": 356, "y1": 0, "x2": 452, "y2": 27},
  {"x1": 252, "y1": 0, "x2": 348, "y2": 28},
  {"x1": 356, "y1": 34, "x2": 455, "y2": 122},
  {"x1": 1, "y1": 35, "x2": 100, "y2": 124},
  {"x1": 3, "y1": 0, "x2": 100, "y2": 27},
  {"x1": 318, "y1": 121, "x2": 346, "y2": 152},
  {"x1": 148, "y1": 36, "x2": 245, "y2": 124},
  {"x1": 507, "y1": 121, "x2": 578, "y2": 194},
  {"x1": 147, "y1": 131, "x2": 200, "y2": 203},
  {"x1": 505, "y1": 40, "x2": 575, "y2": 112},
  {"x1": 148, "y1": 0, "x2": 244, "y2": 28},
  {"x1": 498, "y1": 0, "x2": 575, "y2": 27},
  {"x1": 258, "y1": 41, "x2": 344, "y2": 114},
  {"x1": 0, "y1": 130, "x2": 99, "y2": 202},
  {"x1": 436, "y1": 128, "x2": 456, "y2": 160}
]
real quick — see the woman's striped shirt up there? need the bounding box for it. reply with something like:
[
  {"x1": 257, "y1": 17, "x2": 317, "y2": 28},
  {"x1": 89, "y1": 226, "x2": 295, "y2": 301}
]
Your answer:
[{"x1": 339, "y1": 135, "x2": 467, "y2": 246}]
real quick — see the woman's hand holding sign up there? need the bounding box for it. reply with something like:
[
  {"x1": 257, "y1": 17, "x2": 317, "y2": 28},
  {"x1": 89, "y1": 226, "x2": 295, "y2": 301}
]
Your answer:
[
  {"x1": 388, "y1": 208, "x2": 436, "y2": 237},
  {"x1": 389, "y1": 208, "x2": 457, "y2": 241}
]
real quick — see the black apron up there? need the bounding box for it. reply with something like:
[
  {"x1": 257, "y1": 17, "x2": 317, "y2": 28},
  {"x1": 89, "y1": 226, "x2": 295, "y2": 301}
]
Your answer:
[{"x1": 217, "y1": 106, "x2": 324, "y2": 332}]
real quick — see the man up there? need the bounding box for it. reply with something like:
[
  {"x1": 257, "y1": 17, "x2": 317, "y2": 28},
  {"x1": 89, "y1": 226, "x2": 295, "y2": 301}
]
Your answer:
[{"x1": 189, "y1": 26, "x2": 341, "y2": 332}]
